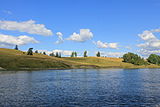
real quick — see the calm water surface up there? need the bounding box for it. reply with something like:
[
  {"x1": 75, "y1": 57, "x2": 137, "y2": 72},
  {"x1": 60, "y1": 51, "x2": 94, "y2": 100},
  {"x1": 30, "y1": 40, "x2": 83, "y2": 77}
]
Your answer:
[{"x1": 0, "y1": 69, "x2": 160, "y2": 107}]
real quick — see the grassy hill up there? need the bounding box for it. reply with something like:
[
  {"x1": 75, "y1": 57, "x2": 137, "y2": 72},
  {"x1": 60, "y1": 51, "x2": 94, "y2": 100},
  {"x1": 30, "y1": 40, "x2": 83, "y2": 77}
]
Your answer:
[{"x1": 0, "y1": 48, "x2": 160, "y2": 70}]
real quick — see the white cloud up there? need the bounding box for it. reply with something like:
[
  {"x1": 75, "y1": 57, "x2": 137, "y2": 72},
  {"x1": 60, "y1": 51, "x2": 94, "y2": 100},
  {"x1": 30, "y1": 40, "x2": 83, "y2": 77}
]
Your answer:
[
  {"x1": 93, "y1": 41, "x2": 107, "y2": 48},
  {"x1": 67, "y1": 29, "x2": 93, "y2": 42},
  {"x1": 38, "y1": 49, "x2": 73, "y2": 56},
  {"x1": 53, "y1": 50, "x2": 72, "y2": 56},
  {"x1": 0, "y1": 34, "x2": 39, "y2": 47},
  {"x1": 138, "y1": 30, "x2": 157, "y2": 41},
  {"x1": 137, "y1": 49, "x2": 160, "y2": 57},
  {"x1": 55, "y1": 32, "x2": 64, "y2": 44},
  {"x1": 0, "y1": 20, "x2": 53, "y2": 36},
  {"x1": 151, "y1": 29, "x2": 160, "y2": 33},
  {"x1": 93, "y1": 40, "x2": 118, "y2": 49},
  {"x1": 137, "y1": 29, "x2": 160, "y2": 56},
  {"x1": 108, "y1": 43, "x2": 118, "y2": 49},
  {"x1": 100, "y1": 51, "x2": 124, "y2": 57},
  {"x1": 137, "y1": 30, "x2": 160, "y2": 50}
]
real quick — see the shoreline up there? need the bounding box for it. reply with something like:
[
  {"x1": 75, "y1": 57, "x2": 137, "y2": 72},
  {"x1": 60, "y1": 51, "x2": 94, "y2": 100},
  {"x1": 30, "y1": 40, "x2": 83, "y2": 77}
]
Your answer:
[{"x1": 1, "y1": 65, "x2": 160, "y2": 71}]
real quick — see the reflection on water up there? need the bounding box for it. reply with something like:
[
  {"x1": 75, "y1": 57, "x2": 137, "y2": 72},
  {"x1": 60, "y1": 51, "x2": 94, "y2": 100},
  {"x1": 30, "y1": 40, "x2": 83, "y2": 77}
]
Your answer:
[{"x1": 0, "y1": 69, "x2": 160, "y2": 107}]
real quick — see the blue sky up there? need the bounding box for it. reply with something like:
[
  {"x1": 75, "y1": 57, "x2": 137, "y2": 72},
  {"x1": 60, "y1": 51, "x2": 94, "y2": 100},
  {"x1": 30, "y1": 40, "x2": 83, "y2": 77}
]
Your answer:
[{"x1": 0, "y1": 0, "x2": 160, "y2": 57}]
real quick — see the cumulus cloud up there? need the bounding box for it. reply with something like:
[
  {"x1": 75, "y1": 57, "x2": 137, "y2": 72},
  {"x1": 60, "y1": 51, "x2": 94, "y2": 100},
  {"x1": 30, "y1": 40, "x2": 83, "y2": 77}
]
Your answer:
[
  {"x1": 137, "y1": 30, "x2": 160, "y2": 50},
  {"x1": 93, "y1": 41, "x2": 107, "y2": 48},
  {"x1": 0, "y1": 20, "x2": 53, "y2": 36},
  {"x1": 52, "y1": 49, "x2": 72, "y2": 56},
  {"x1": 108, "y1": 43, "x2": 118, "y2": 49},
  {"x1": 137, "y1": 49, "x2": 160, "y2": 57},
  {"x1": 138, "y1": 30, "x2": 156, "y2": 41},
  {"x1": 100, "y1": 51, "x2": 125, "y2": 57},
  {"x1": 67, "y1": 29, "x2": 93, "y2": 42},
  {"x1": 137, "y1": 29, "x2": 160, "y2": 56},
  {"x1": 55, "y1": 32, "x2": 64, "y2": 44},
  {"x1": 0, "y1": 34, "x2": 39, "y2": 47},
  {"x1": 93, "y1": 40, "x2": 118, "y2": 49},
  {"x1": 38, "y1": 49, "x2": 73, "y2": 56}
]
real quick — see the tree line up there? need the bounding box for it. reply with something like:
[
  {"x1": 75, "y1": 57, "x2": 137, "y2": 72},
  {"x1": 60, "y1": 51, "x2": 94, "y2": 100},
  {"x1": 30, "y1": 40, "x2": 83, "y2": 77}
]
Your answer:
[{"x1": 14, "y1": 45, "x2": 101, "y2": 58}]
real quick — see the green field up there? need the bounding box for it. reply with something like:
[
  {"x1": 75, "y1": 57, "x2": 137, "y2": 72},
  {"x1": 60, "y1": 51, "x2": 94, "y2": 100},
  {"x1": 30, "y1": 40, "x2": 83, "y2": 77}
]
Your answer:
[{"x1": 0, "y1": 48, "x2": 160, "y2": 70}]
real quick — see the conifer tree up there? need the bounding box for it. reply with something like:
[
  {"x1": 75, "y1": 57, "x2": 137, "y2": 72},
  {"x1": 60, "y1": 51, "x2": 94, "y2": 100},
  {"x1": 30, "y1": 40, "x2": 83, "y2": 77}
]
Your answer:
[
  {"x1": 14, "y1": 45, "x2": 18, "y2": 50},
  {"x1": 75, "y1": 52, "x2": 77, "y2": 57},
  {"x1": 58, "y1": 52, "x2": 61, "y2": 58},
  {"x1": 84, "y1": 51, "x2": 87, "y2": 57},
  {"x1": 55, "y1": 52, "x2": 59, "y2": 57},
  {"x1": 71, "y1": 52, "x2": 74, "y2": 57}
]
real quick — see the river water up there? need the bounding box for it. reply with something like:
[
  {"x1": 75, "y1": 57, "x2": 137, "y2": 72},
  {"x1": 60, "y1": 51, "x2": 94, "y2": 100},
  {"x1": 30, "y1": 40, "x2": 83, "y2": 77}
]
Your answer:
[{"x1": 0, "y1": 69, "x2": 160, "y2": 107}]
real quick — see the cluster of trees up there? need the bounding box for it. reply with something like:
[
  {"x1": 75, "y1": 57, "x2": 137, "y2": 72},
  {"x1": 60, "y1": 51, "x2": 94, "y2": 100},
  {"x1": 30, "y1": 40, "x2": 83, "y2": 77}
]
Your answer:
[
  {"x1": 122, "y1": 52, "x2": 148, "y2": 65},
  {"x1": 147, "y1": 54, "x2": 160, "y2": 65},
  {"x1": 122, "y1": 52, "x2": 160, "y2": 65}
]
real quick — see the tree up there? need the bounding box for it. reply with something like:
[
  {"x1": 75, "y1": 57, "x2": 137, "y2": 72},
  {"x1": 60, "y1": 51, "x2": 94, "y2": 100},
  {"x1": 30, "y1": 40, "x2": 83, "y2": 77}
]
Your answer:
[
  {"x1": 122, "y1": 52, "x2": 147, "y2": 65},
  {"x1": 75, "y1": 52, "x2": 77, "y2": 57},
  {"x1": 71, "y1": 52, "x2": 75, "y2": 57},
  {"x1": 147, "y1": 54, "x2": 160, "y2": 65},
  {"x1": 27, "y1": 48, "x2": 33, "y2": 55},
  {"x1": 14, "y1": 45, "x2": 18, "y2": 50},
  {"x1": 58, "y1": 53, "x2": 61, "y2": 58},
  {"x1": 96, "y1": 51, "x2": 100, "y2": 57},
  {"x1": 43, "y1": 52, "x2": 46, "y2": 55},
  {"x1": 35, "y1": 50, "x2": 38, "y2": 53},
  {"x1": 84, "y1": 51, "x2": 87, "y2": 57},
  {"x1": 55, "y1": 52, "x2": 59, "y2": 57},
  {"x1": 71, "y1": 52, "x2": 77, "y2": 57},
  {"x1": 49, "y1": 52, "x2": 55, "y2": 57}
]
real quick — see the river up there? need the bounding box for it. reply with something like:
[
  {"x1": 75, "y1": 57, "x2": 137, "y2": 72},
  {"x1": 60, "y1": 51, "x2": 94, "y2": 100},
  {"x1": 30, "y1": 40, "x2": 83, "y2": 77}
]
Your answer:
[{"x1": 0, "y1": 69, "x2": 160, "y2": 107}]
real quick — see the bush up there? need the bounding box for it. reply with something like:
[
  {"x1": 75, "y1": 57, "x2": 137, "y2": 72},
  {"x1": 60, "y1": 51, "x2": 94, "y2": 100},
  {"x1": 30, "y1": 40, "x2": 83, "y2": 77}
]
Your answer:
[
  {"x1": 122, "y1": 52, "x2": 147, "y2": 65},
  {"x1": 147, "y1": 54, "x2": 160, "y2": 65}
]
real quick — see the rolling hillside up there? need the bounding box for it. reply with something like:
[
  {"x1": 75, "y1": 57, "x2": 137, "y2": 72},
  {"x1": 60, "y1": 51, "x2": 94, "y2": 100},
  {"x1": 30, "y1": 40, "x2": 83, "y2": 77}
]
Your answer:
[{"x1": 0, "y1": 48, "x2": 159, "y2": 70}]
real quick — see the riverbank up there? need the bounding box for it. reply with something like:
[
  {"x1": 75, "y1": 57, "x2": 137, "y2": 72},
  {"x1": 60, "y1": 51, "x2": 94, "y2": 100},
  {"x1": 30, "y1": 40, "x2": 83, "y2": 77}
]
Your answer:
[{"x1": 0, "y1": 48, "x2": 160, "y2": 71}]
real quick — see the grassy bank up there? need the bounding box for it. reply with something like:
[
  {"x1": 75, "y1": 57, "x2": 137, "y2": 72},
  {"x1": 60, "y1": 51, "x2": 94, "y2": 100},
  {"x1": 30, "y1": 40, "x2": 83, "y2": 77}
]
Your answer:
[{"x1": 0, "y1": 48, "x2": 160, "y2": 70}]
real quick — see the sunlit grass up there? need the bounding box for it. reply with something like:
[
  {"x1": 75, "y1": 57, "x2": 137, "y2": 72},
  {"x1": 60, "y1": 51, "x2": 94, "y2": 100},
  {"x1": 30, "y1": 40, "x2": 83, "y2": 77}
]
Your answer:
[{"x1": 0, "y1": 48, "x2": 160, "y2": 70}]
